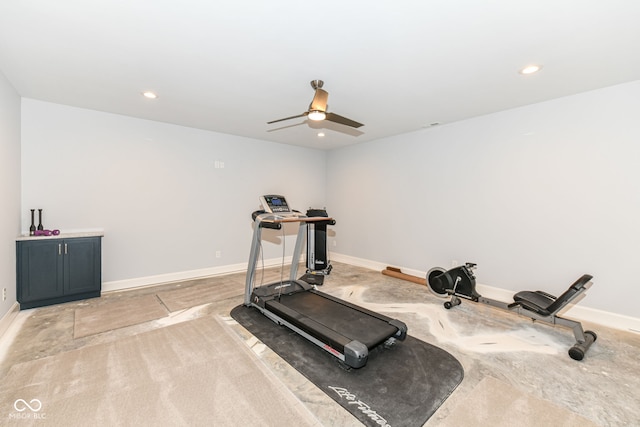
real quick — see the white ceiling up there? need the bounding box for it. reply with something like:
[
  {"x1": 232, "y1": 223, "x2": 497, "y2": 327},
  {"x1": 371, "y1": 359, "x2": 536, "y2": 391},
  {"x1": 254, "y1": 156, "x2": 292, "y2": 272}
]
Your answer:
[{"x1": 1, "y1": 1, "x2": 639, "y2": 150}]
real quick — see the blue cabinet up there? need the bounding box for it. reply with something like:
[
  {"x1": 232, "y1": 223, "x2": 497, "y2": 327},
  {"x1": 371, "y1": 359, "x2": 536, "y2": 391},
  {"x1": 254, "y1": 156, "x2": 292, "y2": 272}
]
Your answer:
[{"x1": 17, "y1": 236, "x2": 102, "y2": 309}]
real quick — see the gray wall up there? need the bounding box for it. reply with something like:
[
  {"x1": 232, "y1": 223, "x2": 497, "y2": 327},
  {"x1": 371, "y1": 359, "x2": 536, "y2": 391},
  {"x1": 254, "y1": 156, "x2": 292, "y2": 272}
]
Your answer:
[
  {"x1": 326, "y1": 80, "x2": 640, "y2": 317},
  {"x1": 0, "y1": 71, "x2": 21, "y2": 320},
  {"x1": 12, "y1": 80, "x2": 640, "y2": 321},
  {"x1": 21, "y1": 99, "x2": 327, "y2": 283}
]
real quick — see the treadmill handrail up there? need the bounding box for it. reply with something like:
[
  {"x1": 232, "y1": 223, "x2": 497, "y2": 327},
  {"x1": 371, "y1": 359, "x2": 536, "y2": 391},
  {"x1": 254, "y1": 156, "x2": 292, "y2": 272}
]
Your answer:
[
  {"x1": 246, "y1": 211, "x2": 326, "y2": 305},
  {"x1": 270, "y1": 216, "x2": 335, "y2": 223},
  {"x1": 254, "y1": 212, "x2": 335, "y2": 228}
]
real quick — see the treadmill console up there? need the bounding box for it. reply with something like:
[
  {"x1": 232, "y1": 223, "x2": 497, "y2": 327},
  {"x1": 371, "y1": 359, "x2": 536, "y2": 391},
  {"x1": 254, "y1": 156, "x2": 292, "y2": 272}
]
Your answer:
[{"x1": 260, "y1": 195, "x2": 292, "y2": 214}]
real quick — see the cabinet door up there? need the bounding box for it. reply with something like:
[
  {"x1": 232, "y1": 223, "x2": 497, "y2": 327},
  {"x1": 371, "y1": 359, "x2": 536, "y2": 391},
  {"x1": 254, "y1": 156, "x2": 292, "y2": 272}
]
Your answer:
[
  {"x1": 17, "y1": 240, "x2": 64, "y2": 302},
  {"x1": 64, "y1": 237, "x2": 101, "y2": 294}
]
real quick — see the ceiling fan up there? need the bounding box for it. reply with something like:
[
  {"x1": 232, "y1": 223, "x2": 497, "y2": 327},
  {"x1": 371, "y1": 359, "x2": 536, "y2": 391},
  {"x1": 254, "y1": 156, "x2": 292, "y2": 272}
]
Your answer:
[{"x1": 267, "y1": 80, "x2": 363, "y2": 129}]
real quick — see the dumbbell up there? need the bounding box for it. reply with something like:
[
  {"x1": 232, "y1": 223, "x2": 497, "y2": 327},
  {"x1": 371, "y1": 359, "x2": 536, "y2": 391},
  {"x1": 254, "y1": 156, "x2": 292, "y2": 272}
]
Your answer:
[{"x1": 34, "y1": 229, "x2": 60, "y2": 236}]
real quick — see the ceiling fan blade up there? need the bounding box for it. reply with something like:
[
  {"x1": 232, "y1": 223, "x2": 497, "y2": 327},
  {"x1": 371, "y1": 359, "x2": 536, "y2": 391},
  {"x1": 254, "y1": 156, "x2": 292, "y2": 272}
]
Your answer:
[
  {"x1": 309, "y1": 88, "x2": 329, "y2": 112},
  {"x1": 325, "y1": 112, "x2": 364, "y2": 128},
  {"x1": 308, "y1": 119, "x2": 365, "y2": 137},
  {"x1": 267, "y1": 112, "x2": 308, "y2": 125},
  {"x1": 269, "y1": 119, "x2": 365, "y2": 136},
  {"x1": 267, "y1": 121, "x2": 307, "y2": 132}
]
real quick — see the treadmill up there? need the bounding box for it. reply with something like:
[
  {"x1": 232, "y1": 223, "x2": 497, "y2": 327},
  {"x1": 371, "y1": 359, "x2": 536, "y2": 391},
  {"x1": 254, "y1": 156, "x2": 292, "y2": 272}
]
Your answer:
[{"x1": 244, "y1": 195, "x2": 407, "y2": 369}]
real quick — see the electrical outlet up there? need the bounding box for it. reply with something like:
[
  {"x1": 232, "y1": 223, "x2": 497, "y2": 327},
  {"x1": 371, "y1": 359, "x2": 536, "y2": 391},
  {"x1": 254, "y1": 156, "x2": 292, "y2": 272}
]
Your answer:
[
  {"x1": 332, "y1": 240, "x2": 337, "y2": 247},
  {"x1": 2, "y1": 288, "x2": 6, "y2": 301},
  {"x1": 216, "y1": 250, "x2": 222, "y2": 258},
  {"x1": 451, "y1": 260, "x2": 458, "y2": 267}
]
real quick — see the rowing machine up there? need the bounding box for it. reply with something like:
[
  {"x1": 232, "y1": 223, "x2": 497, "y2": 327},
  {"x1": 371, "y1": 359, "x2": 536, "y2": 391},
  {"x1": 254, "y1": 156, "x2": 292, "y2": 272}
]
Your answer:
[{"x1": 427, "y1": 263, "x2": 597, "y2": 360}]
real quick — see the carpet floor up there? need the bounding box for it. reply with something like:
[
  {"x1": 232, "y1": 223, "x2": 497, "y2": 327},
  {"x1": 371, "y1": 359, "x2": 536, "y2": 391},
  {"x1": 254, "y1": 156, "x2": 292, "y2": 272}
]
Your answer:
[
  {"x1": 437, "y1": 376, "x2": 598, "y2": 427},
  {"x1": 1, "y1": 315, "x2": 318, "y2": 427},
  {"x1": 3, "y1": 262, "x2": 639, "y2": 426},
  {"x1": 73, "y1": 294, "x2": 168, "y2": 339},
  {"x1": 156, "y1": 279, "x2": 243, "y2": 312}
]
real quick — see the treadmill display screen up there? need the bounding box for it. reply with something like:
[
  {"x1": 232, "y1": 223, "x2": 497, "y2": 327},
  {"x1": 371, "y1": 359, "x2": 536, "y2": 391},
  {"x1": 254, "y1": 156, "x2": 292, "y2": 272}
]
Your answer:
[{"x1": 262, "y1": 195, "x2": 291, "y2": 213}]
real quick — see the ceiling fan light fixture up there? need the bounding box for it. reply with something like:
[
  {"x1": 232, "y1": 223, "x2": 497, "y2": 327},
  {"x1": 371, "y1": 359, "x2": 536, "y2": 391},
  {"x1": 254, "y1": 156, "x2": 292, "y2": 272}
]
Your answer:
[{"x1": 308, "y1": 110, "x2": 326, "y2": 121}]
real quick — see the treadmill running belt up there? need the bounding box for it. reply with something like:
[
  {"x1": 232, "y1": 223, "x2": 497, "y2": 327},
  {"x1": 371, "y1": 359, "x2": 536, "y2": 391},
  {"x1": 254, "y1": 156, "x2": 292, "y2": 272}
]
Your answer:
[{"x1": 269, "y1": 291, "x2": 398, "y2": 349}]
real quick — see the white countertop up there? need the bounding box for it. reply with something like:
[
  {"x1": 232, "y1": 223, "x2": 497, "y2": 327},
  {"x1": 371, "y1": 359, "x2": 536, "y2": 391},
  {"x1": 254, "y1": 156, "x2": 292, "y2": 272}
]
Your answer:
[{"x1": 16, "y1": 231, "x2": 104, "y2": 241}]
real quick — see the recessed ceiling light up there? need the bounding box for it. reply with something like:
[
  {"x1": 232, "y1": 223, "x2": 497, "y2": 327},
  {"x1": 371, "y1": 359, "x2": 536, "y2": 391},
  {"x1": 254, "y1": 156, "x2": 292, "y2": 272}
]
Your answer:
[
  {"x1": 317, "y1": 132, "x2": 325, "y2": 137},
  {"x1": 519, "y1": 64, "x2": 543, "y2": 75},
  {"x1": 142, "y1": 91, "x2": 158, "y2": 99}
]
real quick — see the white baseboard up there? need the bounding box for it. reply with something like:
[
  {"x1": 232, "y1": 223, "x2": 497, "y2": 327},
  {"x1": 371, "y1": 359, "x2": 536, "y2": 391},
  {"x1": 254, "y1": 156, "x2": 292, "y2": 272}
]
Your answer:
[
  {"x1": 102, "y1": 256, "x2": 298, "y2": 293},
  {"x1": 331, "y1": 253, "x2": 640, "y2": 334},
  {"x1": 98, "y1": 252, "x2": 640, "y2": 334},
  {"x1": 0, "y1": 302, "x2": 20, "y2": 339},
  {"x1": 330, "y1": 253, "x2": 389, "y2": 272},
  {"x1": 102, "y1": 263, "x2": 246, "y2": 293}
]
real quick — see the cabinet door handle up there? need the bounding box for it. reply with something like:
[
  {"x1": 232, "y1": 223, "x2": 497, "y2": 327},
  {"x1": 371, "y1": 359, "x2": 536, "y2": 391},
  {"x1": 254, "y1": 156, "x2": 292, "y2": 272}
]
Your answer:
[
  {"x1": 64, "y1": 243, "x2": 68, "y2": 254},
  {"x1": 58, "y1": 244, "x2": 62, "y2": 255}
]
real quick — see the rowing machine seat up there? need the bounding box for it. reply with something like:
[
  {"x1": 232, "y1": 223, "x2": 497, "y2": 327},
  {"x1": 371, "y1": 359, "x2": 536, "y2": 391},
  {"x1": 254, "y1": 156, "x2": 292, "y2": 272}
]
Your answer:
[{"x1": 512, "y1": 274, "x2": 593, "y2": 316}]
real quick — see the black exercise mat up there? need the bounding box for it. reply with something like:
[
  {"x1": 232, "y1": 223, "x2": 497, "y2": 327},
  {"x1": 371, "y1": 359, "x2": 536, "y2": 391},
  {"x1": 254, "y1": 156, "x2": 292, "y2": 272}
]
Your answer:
[{"x1": 231, "y1": 305, "x2": 464, "y2": 427}]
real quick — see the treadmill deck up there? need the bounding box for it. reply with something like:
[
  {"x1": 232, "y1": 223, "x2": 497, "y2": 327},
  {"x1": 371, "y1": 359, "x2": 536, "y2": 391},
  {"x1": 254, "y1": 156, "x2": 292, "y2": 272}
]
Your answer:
[{"x1": 267, "y1": 291, "x2": 399, "y2": 349}]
